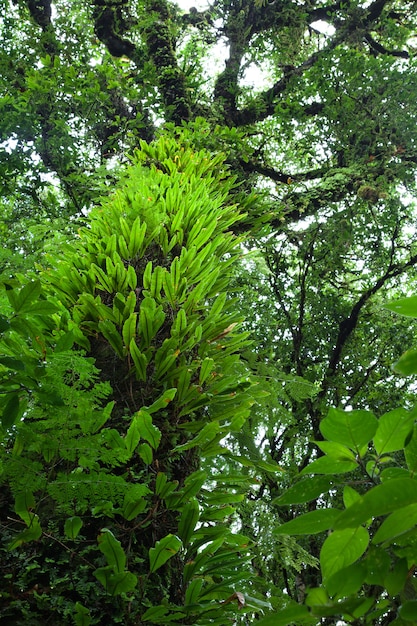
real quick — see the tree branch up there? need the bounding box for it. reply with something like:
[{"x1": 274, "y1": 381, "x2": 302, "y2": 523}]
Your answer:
[
  {"x1": 319, "y1": 251, "x2": 417, "y2": 400},
  {"x1": 144, "y1": 0, "x2": 191, "y2": 123}
]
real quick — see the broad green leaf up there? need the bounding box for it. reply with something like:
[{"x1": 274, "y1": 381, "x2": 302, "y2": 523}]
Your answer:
[
  {"x1": 138, "y1": 442, "x2": 153, "y2": 464},
  {"x1": 7, "y1": 280, "x2": 41, "y2": 313},
  {"x1": 142, "y1": 606, "x2": 170, "y2": 621},
  {"x1": 15, "y1": 490, "x2": 36, "y2": 524},
  {"x1": 122, "y1": 484, "x2": 150, "y2": 521},
  {"x1": 135, "y1": 410, "x2": 161, "y2": 449},
  {"x1": 25, "y1": 301, "x2": 60, "y2": 315},
  {"x1": 343, "y1": 485, "x2": 361, "y2": 508},
  {"x1": 325, "y1": 562, "x2": 366, "y2": 597},
  {"x1": 94, "y1": 567, "x2": 138, "y2": 596},
  {"x1": 2, "y1": 393, "x2": 21, "y2": 429},
  {"x1": 0, "y1": 314, "x2": 10, "y2": 332},
  {"x1": 64, "y1": 516, "x2": 83, "y2": 539},
  {"x1": 315, "y1": 440, "x2": 356, "y2": 460},
  {"x1": 8, "y1": 517, "x2": 42, "y2": 549},
  {"x1": 185, "y1": 578, "x2": 203, "y2": 605},
  {"x1": 393, "y1": 347, "x2": 417, "y2": 375},
  {"x1": 145, "y1": 388, "x2": 177, "y2": 414},
  {"x1": 149, "y1": 534, "x2": 182, "y2": 574},
  {"x1": 274, "y1": 508, "x2": 341, "y2": 535},
  {"x1": 0, "y1": 356, "x2": 25, "y2": 370},
  {"x1": 405, "y1": 427, "x2": 417, "y2": 473},
  {"x1": 255, "y1": 603, "x2": 316, "y2": 625},
  {"x1": 172, "y1": 422, "x2": 219, "y2": 453},
  {"x1": 320, "y1": 408, "x2": 377, "y2": 449},
  {"x1": 97, "y1": 529, "x2": 126, "y2": 573},
  {"x1": 399, "y1": 601, "x2": 417, "y2": 621},
  {"x1": 167, "y1": 470, "x2": 207, "y2": 506},
  {"x1": 374, "y1": 408, "x2": 414, "y2": 455},
  {"x1": 74, "y1": 602, "x2": 92, "y2": 626},
  {"x1": 385, "y1": 296, "x2": 417, "y2": 317},
  {"x1": 335, "y1": 478, "x2": 417, "y2": 529},
  {"x1": 273, "y1": 476, "x2": 335, "y2": 505},
  {"x1": 305, "y1": 587, "x2": 329, "y2": 607},
  {"x1": 300, "y1": 456, "x2": 358, "y2": 475},
  {"x1": 363, "y1": 545, "x2": 391, "y2": 586},
  {"x1": 320, "y1": 526, "x2": 369, "y2": 582},
  {"x1": 125, "y1": 415, "x2": 141, "y2": 456},
  {"x1": 54, "y1": 330, "x2": 75, "y2": 352},
  {"x1": 178, "y1": 497, "x2": 199, "y2": 545},
  {"x1": 384, "y1": 558, "x2": 408, "y2": 596},
  {"x1": 372, "y1": 503, "x2": 417, "y2": 545}
]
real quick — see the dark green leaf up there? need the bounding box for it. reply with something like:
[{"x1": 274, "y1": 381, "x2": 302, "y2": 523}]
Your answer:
[
  {"x1": 64, "y1": 516, "x2": 83, "y2": 540},
  {"x1": 274, "y1": 508, "x2": 341, "y2": 535},
  {"x1": 2, "y1": 393, "x2": 20, "y2": 429},
  {"x1": 335, "y1": 479, "x2": 417, "y2": 529},
  {"x1": 273, "y1": 476, "x2": 335, "y2": 505}
]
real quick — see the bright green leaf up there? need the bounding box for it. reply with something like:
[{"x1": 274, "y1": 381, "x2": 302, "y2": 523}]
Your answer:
[
  {"x1": 320, "y1": 526, "x2": 369, "y2": 582},
  {"x1": 374, "y1": 408, "x2": 414, "y2": 455},
  {"x1": 320, "y1": 408, "x2": 377, "y2": 449},
  {"x1": 149, "y1": 534, "x2": 182, "y2": 574}
]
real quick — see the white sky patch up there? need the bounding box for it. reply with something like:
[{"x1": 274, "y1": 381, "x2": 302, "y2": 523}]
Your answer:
[{"x1": 310, "y1": 20, "x2": 336, "y2": 36}]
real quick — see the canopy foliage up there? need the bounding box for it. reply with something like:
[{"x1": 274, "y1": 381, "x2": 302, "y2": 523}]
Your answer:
[{"x1": 1, "y1": 0, "x2": 417, "y2": 624}]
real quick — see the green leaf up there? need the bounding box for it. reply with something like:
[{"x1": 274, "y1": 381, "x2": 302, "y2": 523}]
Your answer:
[
  {"x1": 74, "y1": 602, "x2": 92, "y2": 626},
  {"x1": 172, "y1": 422, "x2": 220, "y2": 453},
  {"x1": 185, "y1": 578, "x2": 203, "y2": 605},
  {"x1": 15, "y1": 490, "x2": 36, "y2": 524},
  {"x1": 385, "y1": 296, "x2": 417, "y2": 318},
  {"x1": 0, "y1": 356, "x2": 25, "y2": 370},
  {"x1": 300, "y1": 456, "x2": 358, "y2": 475},
  {"x1": 334, "y1": 478, "x2": 417, "y2": 529},
  {"x1": 54, "y1": 330, "x2": 75, "y2": 352},
  {"x1": 1, "y1": 393, "x2": 21, "y2": 429},
  {"x1": 125, "y1": 415, "x2": 141, "y2": 456},
  {"x1": 315, "y1": 440, "x2": 356, "y2": 460},
  {"x1": 25, "y1": 301, "x2": 60, "y2": 315},
  {"x1": 374, "y1": 408, "x2": 415, "y2": 454},
  {"x1": 273, "y1": 476, "x2": 335, "y2": 505},
  {"x1": 64, "y1": 516, "x2": 83, "y2": 539},
  {"x1": 145, "y1": 388, "x2": 177, "y2": 414},
  {"x1": 255, "y1": 603, "x2": 316, "y2": 625},
  {"x1": 393, "y1": 347, "x2": 417, "y2": 375},
  {"x1": 8, "y1": 518, "x2": 42, "y2": 549},
  {"x1": 325, "y1": 562, "x2": 367, "y2": 597},
  {"x1": 372, "y1": 503, "x2": 417, "y2": 545},
  {"x1": 149, "y1": 534, "x2": 182, "y2": 574},
  {"x1": 320, "y1": 408, "x2": 378, "y2": 449},
  {"x1": 97, "y1": 528, "x2": 126, "y2": 573},
  {"x1": 122, "y1": 484, "x2": 150, "y2": 521},
  {"x1": 7, "y1": 280, "x2": 41, "y2": 313},
  {"x1": 320, "y1": 526, "x2": 369, "y2": 582},
  {"x1": 135, "y1": 410, "x2": 161, "y2": 449},
  {"x1": 94, "y1": 567, "x2": 138, "y2": 596},
  {"x1": 399, "y1": 601, "x2": 417, "y2": 621},
  {"x1": 274, "y1": 508, "x2": 341, "y2": 535},
  {"x1": 384, "y1": 558, "x2": 408, "y2": 596},
  {"x1": 142, "y1": 606, "x2": 170, "y2": 622},
  {"x1": 138, "y1": 442, "x2": 153, "y2": 464},
  {"x1": 178, "y1": 498, "x2": 199, "y2": 545}
]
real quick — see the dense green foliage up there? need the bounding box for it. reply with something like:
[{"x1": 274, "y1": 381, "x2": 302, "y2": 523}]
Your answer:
[{"x1": 2, "y1": 0, "x2": 417, "y2": 624}]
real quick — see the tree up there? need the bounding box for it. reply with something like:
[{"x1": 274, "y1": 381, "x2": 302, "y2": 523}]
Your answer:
[{"x1": 1, "y1": 0, "x2": 417, "y2": 623}]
